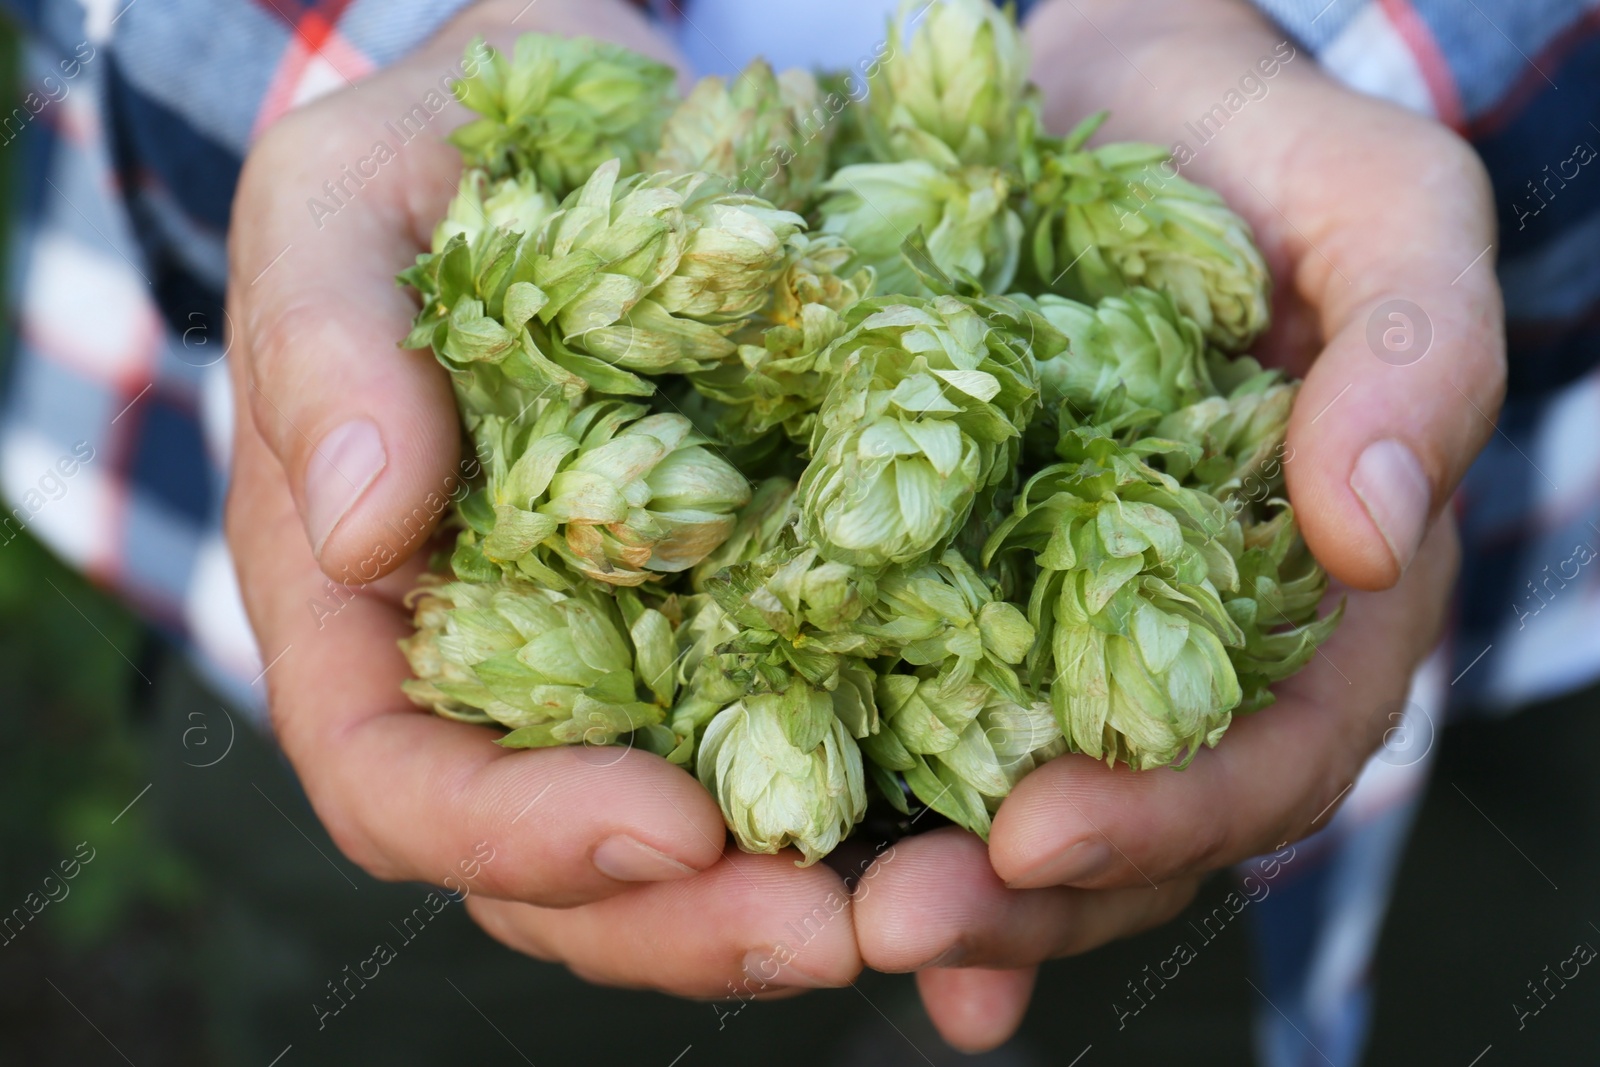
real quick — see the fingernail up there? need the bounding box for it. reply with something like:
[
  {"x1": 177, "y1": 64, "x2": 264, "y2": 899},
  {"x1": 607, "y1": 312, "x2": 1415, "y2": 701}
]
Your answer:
[
  {"x1": 740, "y1": 949, "x2": 834, "y2": 989},
  {"x1": 1351, "y1": 438, "x2": 1430, "y2": 573},
  {"x1": 1006, "y1": 838, "x2": 1112, "y2": 890},
  {"x1": 304, "y1": 420, "x2": 386, "y2": 557},
  {"x1": 592, "y1": 835, "x2": 697, "y2": 882}
]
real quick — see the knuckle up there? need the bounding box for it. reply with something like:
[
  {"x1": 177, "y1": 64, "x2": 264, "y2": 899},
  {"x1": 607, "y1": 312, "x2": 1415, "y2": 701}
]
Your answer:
[
  {"x1": 248, "y1": 297, "x2": 330, "y2": 380},
  {"x1": 242, "y1": 299, "x2": 338, "y2": 454}
]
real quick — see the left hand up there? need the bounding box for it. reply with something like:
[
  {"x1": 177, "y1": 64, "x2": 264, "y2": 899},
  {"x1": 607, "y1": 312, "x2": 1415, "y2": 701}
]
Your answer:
[{"x1": 850, "y1": 0, "x2": 1500, "y2": 1049}]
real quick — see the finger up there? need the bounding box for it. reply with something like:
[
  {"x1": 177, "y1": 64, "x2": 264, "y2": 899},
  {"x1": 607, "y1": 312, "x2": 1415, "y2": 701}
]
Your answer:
[
  {"x1": 916, "y1": 967, "x2": 1037, "y2": 1054},
  {"x1": 225, "y1": 404, "x2": 726, "y2": 906},
  {"x1": 229, "y1": 66, "x2": 467, "y2": 579},
  {"x1": 465, "y1": 850, "x2": 862, "y2": 998},
  {"x1": 991, "y1": 519, "x2": 1458, "y2": 891},
  {"x1": 854, "y1": 828, "x2": 1196, "y2": 972},
  {"x1": 1026, "y1": 1, "x2": 1505, "y2": 590}
]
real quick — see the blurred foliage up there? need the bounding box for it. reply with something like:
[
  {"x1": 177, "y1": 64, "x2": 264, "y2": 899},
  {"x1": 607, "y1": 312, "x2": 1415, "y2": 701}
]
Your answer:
[{"x1": 0, "y1": 531, "x2": 199, "y2": 948}]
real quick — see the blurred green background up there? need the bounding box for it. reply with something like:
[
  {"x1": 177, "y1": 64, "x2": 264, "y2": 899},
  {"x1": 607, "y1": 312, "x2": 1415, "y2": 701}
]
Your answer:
[{"x1": 2, "y1": 17, "x2": 1599, "y2": 1067}]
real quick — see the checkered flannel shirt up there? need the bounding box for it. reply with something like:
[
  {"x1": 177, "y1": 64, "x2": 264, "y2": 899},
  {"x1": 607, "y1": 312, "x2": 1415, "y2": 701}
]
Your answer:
[{"x1": 0, "y1": 2, "x2": 1595, "y2": 1065}]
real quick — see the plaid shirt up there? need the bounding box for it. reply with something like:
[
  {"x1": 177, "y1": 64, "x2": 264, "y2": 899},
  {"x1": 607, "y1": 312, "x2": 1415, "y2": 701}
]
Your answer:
[{"x1": 0, "y1": 1, "x2": 1595, "y2": 1065}]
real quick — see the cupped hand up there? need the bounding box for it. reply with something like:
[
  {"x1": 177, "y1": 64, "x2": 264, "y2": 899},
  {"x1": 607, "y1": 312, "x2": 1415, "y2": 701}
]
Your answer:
[
  {"x1": 855, "y1": 0, "x2": 1502, "y2": 1050},
  {"x1": 225, "y1": 0, "x2": 862, "y2": 999}
]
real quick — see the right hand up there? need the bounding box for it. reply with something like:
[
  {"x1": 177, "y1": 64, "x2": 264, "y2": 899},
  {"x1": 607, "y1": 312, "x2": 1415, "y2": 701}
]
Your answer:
[{"x1": 224, "y1": 0, "x2": 863, "y2": 998}]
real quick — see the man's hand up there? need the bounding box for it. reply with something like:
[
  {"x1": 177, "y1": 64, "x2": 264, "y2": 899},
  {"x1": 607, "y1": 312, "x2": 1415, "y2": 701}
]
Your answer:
[
  {"x1": 225, "y1": 0, "x2": 862, "y2": 999},
  {"x1": 850, "y1": 0, "x2": 1502, "y2": 1050}
]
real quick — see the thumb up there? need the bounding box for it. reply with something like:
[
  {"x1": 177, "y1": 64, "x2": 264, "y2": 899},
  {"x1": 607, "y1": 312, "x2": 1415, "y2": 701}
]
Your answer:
[
  {"x1": 1277, "y1": 127, "x2": 1506, "y2": 591},
  {"x1": 227, "y1": 61, "x2": 470, "y2": 582}
]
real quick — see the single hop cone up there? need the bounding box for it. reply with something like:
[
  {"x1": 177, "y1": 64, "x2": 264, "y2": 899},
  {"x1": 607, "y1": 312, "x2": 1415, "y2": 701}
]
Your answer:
[
  {"x1": 1224, "y1": 505, "x2": 1342, "y2": 714},
  {"x1": 471, "y1": 399, "x2": 751, "y2": 588},
  {"x1": 863, "y1": 679, "x2": 1063, "y2": 838},
  {"x1": 399, "y1": 167, "x2": 652, "y2": 419},
  {"x1": 798, "y1": 295, "x2": 1041, "y2": 569},
  {"x1": 863, "y1": 0, "x2": 1035, "y2": 169},
  {"x1": 1027, "y1": 121, "x2": 1270, "y2": 351},
  {"x1": 1035, "y1": 287, "x2": 1216, "y2": 421},
  {"x1": 987, "y1": 422, "x2": 1252, "y2": 770},
  {"x1": 429, "y1": 168, "x2": 557, "y2": 255},
  {"x1": 399, "y1": 579, "x2": 678, "y2": 754},
  {"x1": 654, "y1": 60, "x2": 833, "y2": 212},
  {"x1": 860, "y1": 550, "x2": 1036, "y2": 702},
  {"x1": 450, "y1": 34, "x2": 679, "y2": 195},
  {"x1": 697, "y1": 674, "x2": 873, "y2": 865},
  {"x1": 818, "y1": 161, "x2": 1021, "y2": 297},
  {"x1": 689, "y1": 234, "x2": 875, "y2": 444},
  {"x1": 527, "y1": 160, "x2": 805, "y2": 374},
  {"x1": 1156, "y1": 352, "x2": 1297, "y2": 501},
  {"x1": 856, "y1": 550, "x2": 1055, "y2": 836}
]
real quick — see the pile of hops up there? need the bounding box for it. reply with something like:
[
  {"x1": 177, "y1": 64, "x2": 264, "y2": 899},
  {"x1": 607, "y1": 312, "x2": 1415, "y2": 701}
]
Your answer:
[{"x1": 397, "y1": 0, "x2": 1341, "y2": 864}]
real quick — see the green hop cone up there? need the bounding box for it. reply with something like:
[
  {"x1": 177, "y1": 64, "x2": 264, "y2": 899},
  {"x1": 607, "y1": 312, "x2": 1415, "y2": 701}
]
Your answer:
[
  {"x1": 697, "y1": 677, "x2": 872, "y2": 865},
  {"x1": 798, "y1": 295, "x2": 1042, "y2": 569},
  {"x1": 1161, "y1": 356, "x2": 1342, "y2": 703},
  {"x1": 1149, "y1": 357, "x2": 1341, "y2": 712},
  {"x1": 1225, "y1": 505, "x2": 1342, "y2": 713},
  {"x1": 1027, "y1": 118, "x2": 1270, "y2": 351},
  {"x1": 988, "y1": 419, "x2": 1253, "y2": 770},
  {"x1": 706, "y1": 541, "x2": 885, "y2": 681},
  {"x1": 430, "y1": 168, "x2": 557, "y2": 254},
  {"x1": 864, "y1": 0, "x2": 1033, "y2": 168},
  {"x1": 450, "y1": 34, "x2": 678, "y2": 195},
  {"x1": 470, "y1": 398, "x2": 751, "y2": 588},
  {"x1": 689, "y1": 234, "x2": 875, "y2": 443},
  {"x1": 1035, "y1": 288, "x2": 1216, "y2": 420},
  {"x1": 819, "y1": 161, "x2": 1021, "y2": 296},
  {"x1": 754, "y1": 233, "x2": 878, "y2": 337},
  {"x1": 654, "y1": 60, "x2": 832, "y2": 212},
  {"x1": 863, "y1": 679, "x2": 1063, "y2": 838},
  {"x1": 854, "y1": 549, "x2": 1053, "y2": 836},
  {"x1": 659, "y1": 593, "x2": 743, "y2": 760},
  {"x1": 1156, "y1": 352, "x2": 1295, "y2": 500},
  {"x1": 399, "y1": 169, "x2": 652, "y2": 418},
  {"x1": 528, "y1": 160, "x2": 805, "y2": 374},
  {"x1": 859, "y1": 550, "x2": 1036, "y2": 702},
  {"x1": 684, "y1": 510, "x2": 885, "y2": 769},
  {"x1": 399, "y1": 579, "x2": 678, "y2": 755}
]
